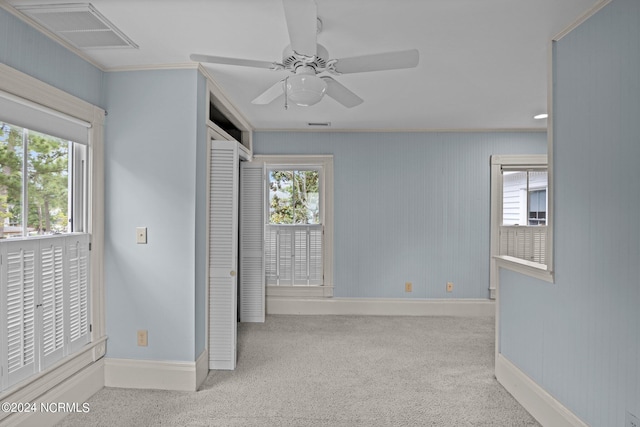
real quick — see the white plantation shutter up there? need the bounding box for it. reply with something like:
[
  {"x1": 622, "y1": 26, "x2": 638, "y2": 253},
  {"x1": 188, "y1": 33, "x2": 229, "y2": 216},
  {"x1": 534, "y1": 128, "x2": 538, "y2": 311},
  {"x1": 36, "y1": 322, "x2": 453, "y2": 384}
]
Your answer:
[
  {"x1": 66, "y1": 235, "x2": 90, "y2": 354},
  {"x1": 308, "y1": 226, "x2": 323, "y2": 285},
  {"x1": 40, "y1": 241, "x2": 65, "y2": 368},
  {"x1": 294, "y1": 228, "x2": 308, "y2": 283},
  {"x1": 264, "y1": 227, "x2": 277, "y2": 284},
  {"x1": 1, "y1": 241, "x2": 39, "y2": 387},
  {"x1": 277, "y1": 230, "x2": 293, "y2": 285},
  {"x1": 239, "y1": 162, "x2": 265, "y2": 323},
  {"x1": 265, "y1": 225, "x2": 323, "y2": 286},
  {"x1": 209, "y1": 140, "x2": 238, "y2": 370},
  {"x1": 1, "y1": 234, "x2": 91, "y2": 391},
  {"x1": 499, "y1": 226, "x2": 546, "y2": 264}
]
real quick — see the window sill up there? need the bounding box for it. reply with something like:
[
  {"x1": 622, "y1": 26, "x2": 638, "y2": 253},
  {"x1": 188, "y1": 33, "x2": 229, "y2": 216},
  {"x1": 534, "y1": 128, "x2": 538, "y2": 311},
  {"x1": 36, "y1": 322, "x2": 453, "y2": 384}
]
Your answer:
[
  {"x1": 494, "y1": 255, "x2": 554, "y2": 283},
  {"x1": 0, "y1": 231, "x2": 89, "y2": 243},
  {"x1": 266, "y1": 285, "x2": 334, "y2": 298}
]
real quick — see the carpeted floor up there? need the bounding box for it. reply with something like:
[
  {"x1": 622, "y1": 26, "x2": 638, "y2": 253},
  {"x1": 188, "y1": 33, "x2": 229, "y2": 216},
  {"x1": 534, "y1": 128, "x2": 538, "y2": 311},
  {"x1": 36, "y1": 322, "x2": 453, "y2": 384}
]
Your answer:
[{"x1": 57, "y1": 315, "x2": 539, "y2": 426}]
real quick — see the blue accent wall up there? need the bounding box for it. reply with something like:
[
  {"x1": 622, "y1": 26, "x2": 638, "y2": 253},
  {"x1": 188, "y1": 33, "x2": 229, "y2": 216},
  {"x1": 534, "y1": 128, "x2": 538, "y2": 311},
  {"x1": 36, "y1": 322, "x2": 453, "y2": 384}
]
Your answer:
[
  {"x1": 254, "y1": 131, "x2": 547, "y2": 299},
  {"x1": 194, "y1": 71, "x2": 208, "y2": 358},
  {"x1": 104, "y1": 69, "x2": 201, "y2": 361},
  {"x1": 499, "y1": 0, "x2": 640, "y2": 425},
  {"x1": 0, "y1": 7, "x2": 104, "y2": 107}
]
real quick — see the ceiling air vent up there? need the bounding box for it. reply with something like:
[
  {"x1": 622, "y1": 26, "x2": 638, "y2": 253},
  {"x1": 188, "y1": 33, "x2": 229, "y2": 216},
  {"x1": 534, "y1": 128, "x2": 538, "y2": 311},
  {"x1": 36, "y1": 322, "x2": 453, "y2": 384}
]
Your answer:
[{"x1": 15, "y1": 3, "x2": 138, "y2": 49}]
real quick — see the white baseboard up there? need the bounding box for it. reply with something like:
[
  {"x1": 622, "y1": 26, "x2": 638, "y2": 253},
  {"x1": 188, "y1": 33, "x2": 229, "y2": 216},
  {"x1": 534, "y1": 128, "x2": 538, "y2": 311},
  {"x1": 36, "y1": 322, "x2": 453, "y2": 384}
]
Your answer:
[
  {"x1": 267, "y1": 297, "x2": 495, "y2": 316},
  {"x1": 105, "y1": 350, "x2": 208, "y2": 392},
  {"x1": 496, "y1": 354, "x2": 587, "y2": 427},
  {"x1": 3, "y1": 359, "x2": 104, "y2": 427},
  {"x1": 195, "y1": 348, "x2": 209, "y2": 390}
]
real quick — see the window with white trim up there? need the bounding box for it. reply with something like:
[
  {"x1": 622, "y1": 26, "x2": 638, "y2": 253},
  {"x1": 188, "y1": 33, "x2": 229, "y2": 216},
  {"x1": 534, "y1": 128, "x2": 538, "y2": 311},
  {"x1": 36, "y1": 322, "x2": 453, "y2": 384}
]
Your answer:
[
  {"x1": 266, "y1": 168, "x2": 323, "y2": 286},
  {"x1": 0, "y1": 89, "x2": 92, "y2": 393},
  {"x1": 490, "y1": 155, "x2": 553, "y2": 291},
  {"x1": 253, "y1": 155, "x2": 333, "y2": 298},
  {"x1": 0, "y1": 122, "x2": 86, "y2": 238}
]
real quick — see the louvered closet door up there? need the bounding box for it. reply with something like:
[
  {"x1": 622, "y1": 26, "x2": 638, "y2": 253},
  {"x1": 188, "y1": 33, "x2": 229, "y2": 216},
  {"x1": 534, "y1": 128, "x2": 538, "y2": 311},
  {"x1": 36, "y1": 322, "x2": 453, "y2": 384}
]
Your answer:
[
  {"x1": 209, "y1": 140, "x2": 239, "y2": 370},
  {"x1": 0, "y1": 240, "x2": 39, "y2": 387},
  {"x1": 66, "y1": 234, "x2": 91, "y2": 354},
  {"x1": 239, "y1": 162, "x2": 265, "y2": 323},
  {"x1": 40, "y1": 240, "x2": 66, "y2": 368}
]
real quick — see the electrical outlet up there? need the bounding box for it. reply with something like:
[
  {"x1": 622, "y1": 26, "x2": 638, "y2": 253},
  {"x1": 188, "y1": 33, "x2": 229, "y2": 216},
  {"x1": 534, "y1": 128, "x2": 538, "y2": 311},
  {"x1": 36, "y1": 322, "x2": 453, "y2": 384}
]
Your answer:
[
  {"x1": 627, "y1": 411, "x2": 639, "y2": 427},
  {"x1": 446, "y1": 282, "x2": 454, "y2": 292},
  {"x1": 137, "y1": 330, "x2": 148, "y2": 347},
  {"x1": 405, "y1": 282, "x2": 412, "y2": 292},
  {"x1": 136, "y1": 227, "x2": 147, "y2": 244}
]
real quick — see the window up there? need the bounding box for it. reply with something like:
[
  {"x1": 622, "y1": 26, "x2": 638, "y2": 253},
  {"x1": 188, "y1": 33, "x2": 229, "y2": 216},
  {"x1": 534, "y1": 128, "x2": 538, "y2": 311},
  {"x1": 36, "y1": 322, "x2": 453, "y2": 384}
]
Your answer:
[
  {"x1": 253, "y1": 155, "x2": 333, "y2": 298},
  {"x1": 490, "y1": 155, "x2": 553, "y2": 293},
  {"x1": 0, "y1": 71, "x2": 102, "y2": 403},
  {"x1": 502, "y1": 170, "x2": 548, "y2": 227},
  {"x1": 268, "y1": 169, "x2": 320, "y2": 225},
  {"x1": 266, "y1": 167, "x2": 323, "y2": 286},
  {"x1": 528, "y1": 189, "x2": 547, "y2": 226},
  {"x1": 0, "y1": 122, "x2": 86, "y2": 239}
]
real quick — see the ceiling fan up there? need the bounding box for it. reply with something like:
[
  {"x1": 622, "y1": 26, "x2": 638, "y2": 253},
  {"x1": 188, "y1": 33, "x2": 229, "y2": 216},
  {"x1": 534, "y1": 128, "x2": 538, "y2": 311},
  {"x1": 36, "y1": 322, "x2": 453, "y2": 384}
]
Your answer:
[{"x1": 190, "y1": 0, "x2": 419, "y2": 108}]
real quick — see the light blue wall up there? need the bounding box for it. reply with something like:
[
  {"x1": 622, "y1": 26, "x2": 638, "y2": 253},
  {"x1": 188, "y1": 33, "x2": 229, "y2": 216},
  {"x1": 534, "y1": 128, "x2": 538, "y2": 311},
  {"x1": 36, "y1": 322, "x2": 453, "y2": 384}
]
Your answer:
[
  {"x1": 499, "y1": 0, "x2": 640, "y2": 425},
  {"x1": 104, "y1": 69, "x2": 201, "y2": 362},
  {"x1": 254, "y1": 131, "x2": 547, "y2": 299},
  {"x1": 0, "y1": 7, "x2": 104, "y2": 107},
  {"x1": 1, "y1": 6, "x2": 207, "y2": 362},
  {"x1": 194, "y1": 71, "x2": 208, "y2": 358}
]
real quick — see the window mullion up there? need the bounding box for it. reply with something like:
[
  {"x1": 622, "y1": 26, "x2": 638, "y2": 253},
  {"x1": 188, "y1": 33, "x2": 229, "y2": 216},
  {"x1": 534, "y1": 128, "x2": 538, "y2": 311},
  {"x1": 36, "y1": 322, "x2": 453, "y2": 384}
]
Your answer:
[{"x1": 21, "y1": 128, "x2": 28, "y2": 237}]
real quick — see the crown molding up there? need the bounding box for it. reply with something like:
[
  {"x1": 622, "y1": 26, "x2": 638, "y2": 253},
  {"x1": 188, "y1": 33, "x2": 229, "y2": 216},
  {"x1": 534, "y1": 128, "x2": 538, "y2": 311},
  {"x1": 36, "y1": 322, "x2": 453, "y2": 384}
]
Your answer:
[
  {"x1": 255, "y1": 127, "x2": 547, "y2": 133},
  {"x1": 553, "y1": 0, "x2": 612, "y2": 41}
]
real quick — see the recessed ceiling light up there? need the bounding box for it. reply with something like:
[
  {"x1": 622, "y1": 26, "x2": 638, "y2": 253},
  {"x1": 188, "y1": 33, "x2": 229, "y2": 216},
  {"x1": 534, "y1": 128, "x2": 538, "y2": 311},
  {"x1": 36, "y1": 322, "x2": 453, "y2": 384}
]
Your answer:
[{"x1": 534, "y1": 113, "x2": 549, "y2": 120}]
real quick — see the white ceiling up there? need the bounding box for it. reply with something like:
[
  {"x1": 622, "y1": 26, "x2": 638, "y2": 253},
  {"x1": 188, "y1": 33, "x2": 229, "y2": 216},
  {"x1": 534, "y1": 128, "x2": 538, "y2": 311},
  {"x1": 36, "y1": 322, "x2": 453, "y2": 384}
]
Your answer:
[{"x1": 5, "y1": 0, "x2": 599, "y2": 131}]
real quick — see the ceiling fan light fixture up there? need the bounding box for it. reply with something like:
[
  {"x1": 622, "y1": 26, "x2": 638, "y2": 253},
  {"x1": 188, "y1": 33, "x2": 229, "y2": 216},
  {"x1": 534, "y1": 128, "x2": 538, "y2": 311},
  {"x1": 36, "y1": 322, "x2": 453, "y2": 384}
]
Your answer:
[{"x1": 286, "y1": 74, "x2": 327, "y2": 106}]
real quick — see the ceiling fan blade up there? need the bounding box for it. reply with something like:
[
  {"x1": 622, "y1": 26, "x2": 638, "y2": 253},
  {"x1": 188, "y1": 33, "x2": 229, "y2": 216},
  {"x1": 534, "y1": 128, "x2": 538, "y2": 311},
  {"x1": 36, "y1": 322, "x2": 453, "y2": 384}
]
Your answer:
[
  {"x1": 190, "y1": 54, "x2": 276, "y2": 70},
  {"x1": 321, "y1": 77, "x2": 363, "y2": 108},
  {"x1": 332, "y1": 49, "x2": 419, "y2": 74},
  {"x1": 282, "y1": 0, "x2": 317, "y2": 57},
  {"x1": 251, "y1": 80, "x2": 285, "y2": 105}
]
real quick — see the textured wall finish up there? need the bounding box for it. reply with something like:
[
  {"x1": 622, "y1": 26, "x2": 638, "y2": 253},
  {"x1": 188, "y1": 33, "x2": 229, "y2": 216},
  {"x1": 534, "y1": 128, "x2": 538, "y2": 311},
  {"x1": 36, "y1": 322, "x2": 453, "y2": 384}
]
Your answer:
[
  {"x1": 254, "y1": 131, "x2": 547, "y2": 299},
  {"x1": 0, "y1": 8, "x2": 104, "y2": 107},
  {"x1": 499, "y1": 0, "x2": 640, "y2": 425},
  {"x1": 104, "y1": 69, "x2": 200, "y2": 361}
]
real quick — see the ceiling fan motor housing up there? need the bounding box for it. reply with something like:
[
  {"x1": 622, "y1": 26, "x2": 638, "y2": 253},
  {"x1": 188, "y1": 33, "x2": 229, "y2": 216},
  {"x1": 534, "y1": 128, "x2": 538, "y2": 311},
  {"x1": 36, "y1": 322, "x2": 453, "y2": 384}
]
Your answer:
[{"x1": 282, "y1": 44, "x2": 329, "y2": 73}]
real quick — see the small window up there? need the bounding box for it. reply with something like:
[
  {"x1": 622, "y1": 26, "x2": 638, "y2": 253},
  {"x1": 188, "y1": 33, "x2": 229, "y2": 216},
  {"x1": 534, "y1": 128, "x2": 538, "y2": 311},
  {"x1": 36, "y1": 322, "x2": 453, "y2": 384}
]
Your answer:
[
  {"x1": 502, "y1": 170, "x2": 548, "y2": 226},
  {"x1": 528, "y1": 189, "x2": 547, "y2": 226},
  {"x1": 268, "y1": 169, "x2": 320, "y2": 225},
  {"x1": 253, "y1": 155, "x2": 334, "y2": 298},
  {"x1": 490, "y1": 155, "x2": 552, "y2": 291},
  {"x1": 0, "y1": 121, "x2": 86, "y2": 239}
]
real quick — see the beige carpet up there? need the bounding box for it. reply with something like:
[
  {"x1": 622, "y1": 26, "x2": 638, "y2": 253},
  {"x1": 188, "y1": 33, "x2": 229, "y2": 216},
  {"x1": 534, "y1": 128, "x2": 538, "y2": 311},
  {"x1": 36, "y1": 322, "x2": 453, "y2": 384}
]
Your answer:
[{"x1": 57, "y1": 315, "x2": 539, "y2": 426}]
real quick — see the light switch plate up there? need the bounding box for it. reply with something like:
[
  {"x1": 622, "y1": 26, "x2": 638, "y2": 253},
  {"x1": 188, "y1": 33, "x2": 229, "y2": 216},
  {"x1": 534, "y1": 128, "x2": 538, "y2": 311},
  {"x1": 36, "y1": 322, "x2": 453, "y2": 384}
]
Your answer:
[{"x1": 136, "y1": 227, "x2": 147, "y2": 244}]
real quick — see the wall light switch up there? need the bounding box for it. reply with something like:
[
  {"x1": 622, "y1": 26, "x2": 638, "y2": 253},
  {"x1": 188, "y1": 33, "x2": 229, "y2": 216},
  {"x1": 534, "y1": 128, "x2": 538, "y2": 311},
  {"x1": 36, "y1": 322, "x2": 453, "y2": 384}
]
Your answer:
[
  {"x1": 136, "y1": 227, "x2": 147, "y2": 244},
  {"x1": 446, "y1": 282, "x2": 454, "y2": 292}
]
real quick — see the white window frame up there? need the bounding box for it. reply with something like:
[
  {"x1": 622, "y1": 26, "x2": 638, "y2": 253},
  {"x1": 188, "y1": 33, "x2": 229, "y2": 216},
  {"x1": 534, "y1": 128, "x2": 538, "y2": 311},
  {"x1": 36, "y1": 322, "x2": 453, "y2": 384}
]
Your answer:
[
  {"x1": 254, "y1": 155, "x2": 334, "y2": 298},
  {"x1": 0, "y1": 123, "x2": 88, "y2": 238},
  {"x1": 0, "y1": 63, "x2": 105, "y2": 418},
  {"x1": 490, "y1": 155, "x2": 553, "y2": 298}
]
